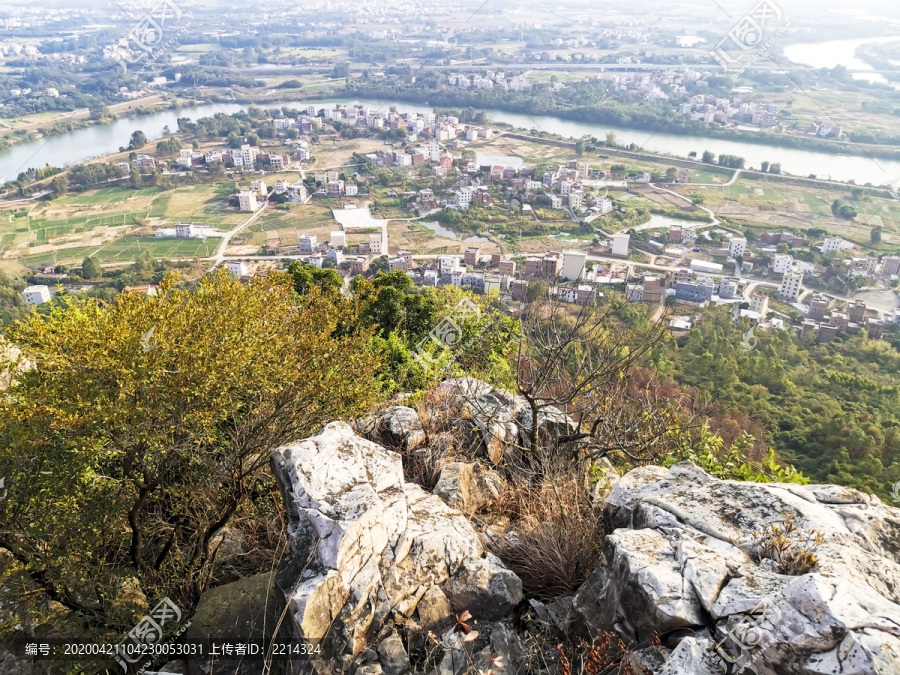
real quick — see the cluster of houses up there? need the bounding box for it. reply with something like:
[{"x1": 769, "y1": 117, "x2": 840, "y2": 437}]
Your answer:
[
  {"x1": 800, "y1": 295, "x2": 890, "y2": 342},
  {"x1": 599, "y1": 68, "x2": 842, "y2": 138},
  {"x1": 445, "y1": 71, "x2": 533, "y2": 91},
  {"x1": 404, "y1": 158, "x2": 670, "y2": 216}
]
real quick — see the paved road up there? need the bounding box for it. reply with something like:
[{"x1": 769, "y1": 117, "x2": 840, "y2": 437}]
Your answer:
[{"x1": 210, "y1": 202, "x2": 270, "y2": 269}]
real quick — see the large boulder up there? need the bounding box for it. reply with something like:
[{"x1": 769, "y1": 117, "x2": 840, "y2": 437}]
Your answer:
[
  {"x1": 437, "y1": 378, "x2": 577, "y2": 464},
  {"x1": 433, "y1": 462, "x2": 503, "y2": 513},
  {"x1": 358, "y1": 406, "x2": 427, "y2": 451},
  {"x1": 575, "y1": 462, "x2": 900, "y2": 674},
  {"x1": 270, "y1": 422, "x2": 523, "y2": 671}
]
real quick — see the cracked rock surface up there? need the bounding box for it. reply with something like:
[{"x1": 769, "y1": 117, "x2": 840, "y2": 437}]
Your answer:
[
  {"x1": 574, "y1": 462, "x2": 900, "y2": 674},
  {"x1": 270, "y1": 422, "x2": 523, "y2": 670}
]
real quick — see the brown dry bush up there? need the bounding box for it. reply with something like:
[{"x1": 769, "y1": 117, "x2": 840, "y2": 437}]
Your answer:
[{"x1": 489, "y1": 467, "x2": 604, "y2": 601}]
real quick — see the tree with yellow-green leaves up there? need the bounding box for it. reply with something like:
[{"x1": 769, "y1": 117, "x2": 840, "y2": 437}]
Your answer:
[{"x1": 0, "y1": 270, "x2": 384, "y2": 636}]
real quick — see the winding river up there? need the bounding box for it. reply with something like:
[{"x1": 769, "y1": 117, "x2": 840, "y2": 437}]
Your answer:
[{"x1": 2, "y1": 97, "x2": 899, "y2": 187}]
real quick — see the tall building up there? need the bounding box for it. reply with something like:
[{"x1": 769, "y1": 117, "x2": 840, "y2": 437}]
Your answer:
[
  {"x1": 560, "y1": 250, "x2": 587, "y2": 282},
  {"x1": 238, "y1": 191, "x2": 258, "y2": 212},
  {"x1": 611, "y1": 233, "x2": 630, "y2": 257},
  {"x1": 822, "y1": 237, "x2": 843, "y2": 255},
  {"x1": 778, "y1": 269, "x2": 803, "y2": 301},
  {"x1": 22, "y1": 285, "x2": 51, "y2": 305},
  {"x1": 728, "y1": 237, "x2": 747, "y2": 258},
  {"x1": 882, "y1": 256, "x2": 900, "y2": 277},
  {"x1": 749, "y1": 292, "x2": 769, "y2": 318}
]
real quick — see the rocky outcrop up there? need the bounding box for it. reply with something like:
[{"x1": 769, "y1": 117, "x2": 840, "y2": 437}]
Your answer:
[
  {"x1": 574, "y1": 461, "x2": 900, "y2": 674},
  {"x1": 270, "y1": 422, "x2": 523, "y2": 672},
  {"x1": 358, "y1": 406, "x2": 427, "y2": 451},
  {"x1": 437, "y1": 377, "x2": 577, "y2": 463},
  {"x1": 433, "y1": 462, "x2": 502, "y2": 513}
]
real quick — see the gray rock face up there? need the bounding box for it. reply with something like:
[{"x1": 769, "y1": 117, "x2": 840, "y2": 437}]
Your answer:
[
  {"x1": 270, "y1": 422, "x2": 523, "y2": 667},
  {"x1": 575, "y1": 462, "x2": 900, "y2": 675},
  {"x1": 433, "y1": 462, "x2": 503, "y2": 513},
  {"x1": 359, "y1": 406, "x2": 426, "y2": 451},
  {"x1": 437, "y1": 378, "x2": 577, "y2": 463}
]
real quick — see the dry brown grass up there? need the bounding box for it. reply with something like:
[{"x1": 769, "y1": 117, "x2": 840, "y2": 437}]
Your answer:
[
  {"x1": 489, "y1": 468, "x2": 603, "y2": 601},
  {"x1": 401, "y1": 387, "x2": 473, "y2": 489}
]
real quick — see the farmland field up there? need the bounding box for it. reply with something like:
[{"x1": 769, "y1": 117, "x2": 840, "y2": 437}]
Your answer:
[{"x1": 0, "y1": 184, "x2": 241, "y2": 273}]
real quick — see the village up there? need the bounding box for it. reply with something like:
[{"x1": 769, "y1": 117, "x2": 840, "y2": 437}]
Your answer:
[{"x1": 13, "y1": 103, "x2": 900, "y2": 348}]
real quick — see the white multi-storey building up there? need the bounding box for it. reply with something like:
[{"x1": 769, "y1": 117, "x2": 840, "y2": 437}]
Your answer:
[
  {"x1": 611, "y1": 233, "x2": 630, "y2": 257},
  {"x1": 238, "y1": 191, "x2": 258, "y2": 212},
  {"x1": 22, "y1": 285, "x2": 51, "y2": 305},
  {"x1": 772, "y1": 254, "x2": 794, "y2": 275},
  {"x1": 778, "y1": 269, "x2": 804, "y2": 301},
  {"x1": 560, "y1": 250, "x2": 587, "y2": 281},
  {"x1": 227, "y1": 261, "x2": 248, "y2": 277},
  {"x1": 728, "y1": 237, "x2": 747, "y2": 258},
  {"x1": 298, "y1": 234, "x2": 318, "y2": 253},
  {"x1": 822, "y1": 237, "x2": 843, "y2": 255}
]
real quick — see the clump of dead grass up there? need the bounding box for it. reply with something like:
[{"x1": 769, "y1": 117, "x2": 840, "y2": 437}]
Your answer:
[{"x1": 489, "y1": 468, "x2": 604, "y2": 600}]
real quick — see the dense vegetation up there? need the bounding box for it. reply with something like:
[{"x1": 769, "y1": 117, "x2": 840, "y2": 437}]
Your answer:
[
  {"x1": 1, "y1": 258, "x2": 897, "y2": 661},
  {"x1": 655, "y1": 308, "x2": 900, "y2": 499}
]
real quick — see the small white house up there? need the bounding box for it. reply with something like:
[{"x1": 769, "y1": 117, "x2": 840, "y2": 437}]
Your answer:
[
  {"x1": 22, "y1": 285, "x2": 51, "y2": 305},
  {"x1": 226, "y1": 261, "x2": 248, "y2": 277}
]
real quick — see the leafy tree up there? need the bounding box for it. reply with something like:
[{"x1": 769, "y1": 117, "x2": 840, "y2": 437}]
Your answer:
[
  {"x1": 81, "y1": 256, "x2": 101, "y2": 279},
  {"x1": 701, "y1": 150, "x2": 715, "y2": 164},
  {"x1": 871, "y1": 226, "x2": 882, "y2": 244},
  {"x1": 287, "y1": 261, "x2": 343, "y2": 295},
  {"x1": 525, "y1": 280, "x2": 549, "y2": 303},
  {"x1": 0, "y1": 271, "x2": 383, "y2": 636},
  {"x1": 49, "y1": 174, "x2": 68, "y2": 197},
  {"x1": 769, "y1": 163, "x2": 782, "y2": 174},
  {"x1": 128, "y1": 130, "x2": 148, "y2": 150},
  {"x1": 761, "y1": 161, "x2": 770, "y2": 172}
]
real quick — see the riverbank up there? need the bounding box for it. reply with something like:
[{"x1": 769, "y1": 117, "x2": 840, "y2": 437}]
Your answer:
[
  {"x1": 343, "y1": 85, "x2": 900, "y2": 161},
  {"x1": 4, "y1": 95, "x2": 900, "y2": 187},
  {"x1": 500, "y1": 132, "x2": 897, "y2": 196}
]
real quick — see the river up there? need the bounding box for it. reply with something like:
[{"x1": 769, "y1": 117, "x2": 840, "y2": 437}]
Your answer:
[
  {"x1": 783, "y1": 36, "x2": 900, "y2": 87},
  {"x1": 2, "y1": 97, "x2": 900, "y2": 187}
]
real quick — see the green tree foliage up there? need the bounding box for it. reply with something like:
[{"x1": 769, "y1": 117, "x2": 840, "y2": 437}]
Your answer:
[
  {"x1": 871, "y1": 226, "x2": 883, "y2": 244},
  {"x1": 657, "y1": 308, "x2": 900, "y2": 500},
  {"x1": 0, "y1": 271, "x2": 383, "y2": 636},
  {"x1": 287, "y1": 261, "x2": 343, "y2": 295},
  {"x1": 156, "y1": 137, "x2": 182, "y2": 155},
  {"x1": 81, "y1": 255, "x2": 101, "y2": 279},
  {"x1": 49, "y1": 174, "x2": 68, "y2": 197},
  {"x1": 128, "y1": 130, "x2": 148, "y2": 150}
]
